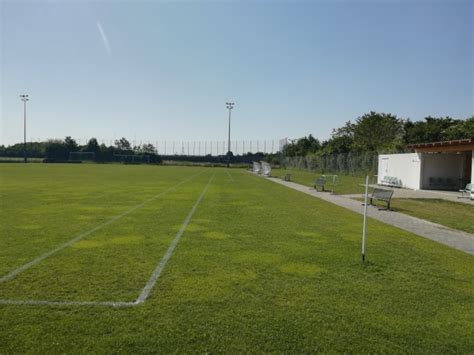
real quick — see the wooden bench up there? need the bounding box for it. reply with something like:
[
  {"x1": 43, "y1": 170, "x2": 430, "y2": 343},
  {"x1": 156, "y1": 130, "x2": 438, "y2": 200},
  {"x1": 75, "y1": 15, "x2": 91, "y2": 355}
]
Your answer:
[
  {"x1": 314, "y1": 177, "x2": 326, "y2": 192},
  {"x1": 283, "y1": 173, "x2": 291, "y2": 181},
  {"x1": 370, "y1": 188, "x2": 394, "y2": 210}
]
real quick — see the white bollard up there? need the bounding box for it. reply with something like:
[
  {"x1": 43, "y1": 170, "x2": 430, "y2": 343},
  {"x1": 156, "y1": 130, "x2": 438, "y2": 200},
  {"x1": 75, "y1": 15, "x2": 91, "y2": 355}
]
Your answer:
[{"x1": 361, "y1": 175, "x2": 369, "y2": 263}]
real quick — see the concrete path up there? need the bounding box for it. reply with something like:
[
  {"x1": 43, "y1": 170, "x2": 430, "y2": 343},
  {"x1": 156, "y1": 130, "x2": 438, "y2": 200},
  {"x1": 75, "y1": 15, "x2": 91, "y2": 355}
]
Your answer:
[{"x1": 267, "y1": 177, "x2": 474, "y2": 255}]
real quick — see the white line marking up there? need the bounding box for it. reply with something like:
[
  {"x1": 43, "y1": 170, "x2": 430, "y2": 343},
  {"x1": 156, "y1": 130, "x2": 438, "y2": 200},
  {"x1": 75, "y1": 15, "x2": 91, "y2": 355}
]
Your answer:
[
  {"x1": 225, "y1": 169, "x2": 234, "y2": 182},
  {"x1": 135, "y1": 174, "x2": 215, "y2": 304},
  {"x1": 0, "y1": 173, "x2": 214, "y2": 307},
  {"x1": 0, "y1": 170, "x2": 206, "y2": 284},
  {"x1": 0, "y1": 299, "x2": 135, "y2": 307}
]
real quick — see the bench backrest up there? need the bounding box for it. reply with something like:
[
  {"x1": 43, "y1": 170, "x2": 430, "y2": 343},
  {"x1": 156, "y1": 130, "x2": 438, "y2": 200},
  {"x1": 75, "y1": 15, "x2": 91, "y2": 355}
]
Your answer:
[
  {"x1": 315, "y1": 177, "x2": 326, "y2": 186},
  {"x1": 372, "y1": 188, "x2": 394, "y2": 201}
]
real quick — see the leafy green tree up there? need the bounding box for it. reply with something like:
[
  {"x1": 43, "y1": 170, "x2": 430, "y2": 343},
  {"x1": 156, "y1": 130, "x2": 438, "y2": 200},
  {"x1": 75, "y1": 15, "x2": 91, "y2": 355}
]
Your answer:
[
  {"x1": 282, "y1": 134, "x2": 321, "y2": 156},
  {"x1": 114, "y1": 137, "x2": 132, "y2": 152},
  {"x1": 324, "y1": 121, "x2": 355, "y2": 154},
  {"x1": 84, "y1": 138, "x2": 100, "y2": 152},
  {"x1": 352, "y1": 112, "x2": 404, "y2": 152},
  {"x1": 141, "y1": 143, "x2": 157, "y2": 154},
  {"x1": 442, "y1": 117, "x2": 474, "y2": 140},
  {"x1": 64, "y1": 136, "x2": 79, "y2": 153},
  {"x1": 403, "y1": 116, "x2": 461, "y2": 144},
  {"x1": 45, "y1": 139, "x2": 68, "y2": 161}
]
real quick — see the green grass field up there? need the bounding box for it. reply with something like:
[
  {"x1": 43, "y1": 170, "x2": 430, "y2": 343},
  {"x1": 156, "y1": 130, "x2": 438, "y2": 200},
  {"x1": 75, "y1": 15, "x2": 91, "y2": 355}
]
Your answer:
[
  {"x1": 370, "y1": 198, "x2": 474, "y2": 234},
  {"x1": 274, "y1": 168, "x2": 474, "y2": 234},
  {"x1": 1, "y1": 164, "x2": 473, "y2": 352}
]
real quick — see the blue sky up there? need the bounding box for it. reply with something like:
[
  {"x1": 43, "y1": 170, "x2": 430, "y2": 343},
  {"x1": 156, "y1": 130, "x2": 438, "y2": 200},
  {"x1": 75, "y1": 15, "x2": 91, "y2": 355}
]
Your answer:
[{"x1": 1, "y1": 0, "x2": 472, "y2": 147}]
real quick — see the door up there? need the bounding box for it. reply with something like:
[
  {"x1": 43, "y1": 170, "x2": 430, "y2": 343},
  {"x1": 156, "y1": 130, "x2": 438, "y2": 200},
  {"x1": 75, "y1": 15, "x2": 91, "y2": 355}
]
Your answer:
[{"x1": 380, "y1": 158, "x2": 389, "y2": 179}]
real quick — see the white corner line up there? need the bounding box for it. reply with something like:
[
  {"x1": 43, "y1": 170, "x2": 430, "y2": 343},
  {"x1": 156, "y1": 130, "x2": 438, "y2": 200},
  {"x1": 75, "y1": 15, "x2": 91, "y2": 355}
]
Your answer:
[
  {"x1": 0, "y1": 169, "x2": 207, "y2": 284},
  {"x1": 0, "y1": 173, "x2": 215, "y2": 308},
  {"x1": 0, "y1": 299, "x2": 135, "y2": 307},
  {"x1": 135, "y1": 173, "x2": 215, "y2": 304}
]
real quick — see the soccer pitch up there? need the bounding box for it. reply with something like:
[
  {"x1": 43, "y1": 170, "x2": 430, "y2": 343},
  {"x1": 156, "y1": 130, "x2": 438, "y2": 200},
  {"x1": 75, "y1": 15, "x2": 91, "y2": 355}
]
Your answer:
[{"x1": 0, "y1": 164, "x2": 473, "y2": 352}]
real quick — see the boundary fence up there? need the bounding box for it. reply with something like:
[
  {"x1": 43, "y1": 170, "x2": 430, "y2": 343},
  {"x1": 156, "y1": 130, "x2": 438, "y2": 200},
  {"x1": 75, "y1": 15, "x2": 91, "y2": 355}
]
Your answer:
[{"x1": 280, "y1": 152, "x2": 378, "y2": 175}]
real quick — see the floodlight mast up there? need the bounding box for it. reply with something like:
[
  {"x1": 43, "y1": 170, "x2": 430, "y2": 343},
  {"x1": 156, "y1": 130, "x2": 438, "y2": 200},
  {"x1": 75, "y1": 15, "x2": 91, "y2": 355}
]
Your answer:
[
  {"x1": 226, "y1": 102, "x2": 234, "y2": 168},
  {"x1": 20, "y1": 94, "x2": 29, "y2": 163}
]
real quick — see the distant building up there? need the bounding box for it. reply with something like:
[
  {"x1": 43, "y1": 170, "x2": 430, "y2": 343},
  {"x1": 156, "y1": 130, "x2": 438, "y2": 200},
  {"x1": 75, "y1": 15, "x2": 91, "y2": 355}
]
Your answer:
[{"x1": 378, "y1": 139, "x2": 473, "y2": 191}]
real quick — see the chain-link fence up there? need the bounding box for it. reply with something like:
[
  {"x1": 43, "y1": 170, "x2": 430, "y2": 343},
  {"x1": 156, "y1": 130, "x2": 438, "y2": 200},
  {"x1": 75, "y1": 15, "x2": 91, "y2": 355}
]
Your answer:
[{"x1": 280, "y1": 152, "x2": 378, "y2": 175}]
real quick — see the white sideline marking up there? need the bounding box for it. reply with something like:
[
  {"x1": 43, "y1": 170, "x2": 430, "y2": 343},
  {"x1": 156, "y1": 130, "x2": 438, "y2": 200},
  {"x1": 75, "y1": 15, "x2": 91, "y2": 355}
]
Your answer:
[
  {"x1": 0, "y1": 173, "x2": 215, "y2": 307},
  {"x1": 0, "y1": 299, "x2": 135, "y2": 307},
  {"x1": 0, "y1": 169, "x2": 206, "y2": 284},
  {"x1": 136, "y1": 173, "x2": 215, "y2": 303},
  {"x1": 225, "y1": 169, "x2": 234, "y2": 182}
]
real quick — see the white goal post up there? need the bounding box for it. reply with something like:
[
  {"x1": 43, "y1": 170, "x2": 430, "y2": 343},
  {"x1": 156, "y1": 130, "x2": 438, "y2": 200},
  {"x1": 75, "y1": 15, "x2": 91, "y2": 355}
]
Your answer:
[
  {"x1": 261, "y1": 161, "x2": 272, "y2": 176},
  {"x1": 252, "y1": 162, "x2": 261, "y2": 174},
  {"x1": 69, "y1": 152, "x2": 95, "y2": 162}
]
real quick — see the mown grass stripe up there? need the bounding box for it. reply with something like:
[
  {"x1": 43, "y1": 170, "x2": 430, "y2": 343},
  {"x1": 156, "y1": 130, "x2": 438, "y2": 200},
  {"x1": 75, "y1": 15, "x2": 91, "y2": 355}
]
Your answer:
[
  {"x1": 0, "y1": 169, "x2": 206, "y2": 284},
  {"x1": 136, "y1": 173, "x2": 215, "y2": 304},
  {"x1": 0, "y1": 173, "x2": 215, "y2": 308}
]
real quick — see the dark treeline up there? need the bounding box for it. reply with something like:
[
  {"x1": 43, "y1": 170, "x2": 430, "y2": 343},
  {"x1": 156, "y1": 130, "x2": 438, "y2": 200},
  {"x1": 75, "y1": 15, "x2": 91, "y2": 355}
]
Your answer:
[
  {"x1": 275, "y1": 112, "x2": 474, "y2": 175},
  {"x1": 0, "y1": 136, "x2": 268, "y2": 164},
  {"x1": 1, "y1": 112, "x2": 472, "y2": 166},
  {"x1": 281, "y1": 112, "x2": 474, "y2": 157},
  {"x1": 0, "y1": 137, "x2": 162, "y2": 163}
]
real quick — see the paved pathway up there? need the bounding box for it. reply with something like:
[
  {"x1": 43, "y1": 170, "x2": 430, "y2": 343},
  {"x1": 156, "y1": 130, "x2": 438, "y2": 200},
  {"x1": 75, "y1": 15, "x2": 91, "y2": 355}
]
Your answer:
[{"x1": 267, "y1": 177, "x2": 474, "y2": 255}]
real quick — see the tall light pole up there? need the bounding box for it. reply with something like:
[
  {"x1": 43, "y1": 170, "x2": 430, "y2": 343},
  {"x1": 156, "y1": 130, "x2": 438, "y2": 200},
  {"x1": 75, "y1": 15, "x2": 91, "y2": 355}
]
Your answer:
[
  {"x1": 226, "y1": 102, "x2": 234, "y2": 167},
  {"x1": 20, "y1": 94, "x2": 29, "y2": 163}
]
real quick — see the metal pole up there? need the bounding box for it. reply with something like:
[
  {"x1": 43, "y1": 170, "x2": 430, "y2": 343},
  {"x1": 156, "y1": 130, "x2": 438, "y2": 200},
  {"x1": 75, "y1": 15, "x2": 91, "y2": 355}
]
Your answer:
[
  {"x1": 20, "y1": 95, "x2": 29, "y2": 163},
  {"x1": 226, "y1": 102, "x2": 234, "y2": 167},
  {"x1": 227, "y1": 109, "x2": 231, "y2": 154},
  {"x1": 23, "y1": 99, "x2": 27, "y2": 163},
  {"x1": 361, "y1": 175, "x2": 369, "y2": 263}
]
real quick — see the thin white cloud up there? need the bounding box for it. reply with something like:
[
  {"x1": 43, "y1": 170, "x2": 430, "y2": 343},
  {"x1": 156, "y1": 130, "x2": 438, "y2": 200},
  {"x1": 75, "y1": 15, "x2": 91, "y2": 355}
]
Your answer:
[{"x1": 96, "y1": 21, "x2": 112, "y2": 56}]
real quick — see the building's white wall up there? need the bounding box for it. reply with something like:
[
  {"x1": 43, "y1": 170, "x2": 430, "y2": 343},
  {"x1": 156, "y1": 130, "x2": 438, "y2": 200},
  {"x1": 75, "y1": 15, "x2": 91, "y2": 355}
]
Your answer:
[
  {"x1": 420, "y1": 153, "x2": 464, "y2": 189},
  {"x1": 471, "y1": 151, "x2": 474, "y2": 199},
  {"x1": 377, "y1": 153, "x2": 421, "y2": 189}
]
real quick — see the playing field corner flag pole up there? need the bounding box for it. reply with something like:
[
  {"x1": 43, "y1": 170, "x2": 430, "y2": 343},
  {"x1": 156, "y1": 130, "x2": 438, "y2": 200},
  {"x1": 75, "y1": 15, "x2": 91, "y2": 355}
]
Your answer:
[{"x1": 361, "y1": 175, "x2": 369, "y2": 263}]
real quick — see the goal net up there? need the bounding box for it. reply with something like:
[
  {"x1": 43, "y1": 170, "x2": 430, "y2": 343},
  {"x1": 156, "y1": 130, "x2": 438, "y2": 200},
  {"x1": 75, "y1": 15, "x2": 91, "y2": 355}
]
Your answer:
[
  {"x1": 114, "y1": 154, "x2": 150, "y2": 164},
  {"x1": 321, "y1": 174, "x2": 338, "y2": 193},
  {"x1": 261, "y1": 161, "x2": 272, "y2": 176},
  {"x1": 252, "y1": 161, "x2": 261, "y2": 174},
  {"x1": 69, "y1": 152, "x2": 95, "y2": 162}
]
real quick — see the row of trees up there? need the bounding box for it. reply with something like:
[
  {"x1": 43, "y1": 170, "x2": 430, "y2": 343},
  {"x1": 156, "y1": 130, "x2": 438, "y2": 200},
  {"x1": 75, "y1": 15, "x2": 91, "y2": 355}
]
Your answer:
[
  {"x1": 0, "y1": 137, "x2": 162, "y2": 163},
  {"x1": 0, "y1": 136, "x2": 267, "y2": 164},
  {"x1": 282, "y1": 113, "x2": 474, "y2": 157}
]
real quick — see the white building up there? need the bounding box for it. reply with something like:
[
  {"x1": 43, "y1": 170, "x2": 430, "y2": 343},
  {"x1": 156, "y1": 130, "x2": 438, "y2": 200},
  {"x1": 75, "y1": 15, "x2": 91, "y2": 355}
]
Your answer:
[{"x1": 378, "y1": 139, "x2": 473, "y2": 191}]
